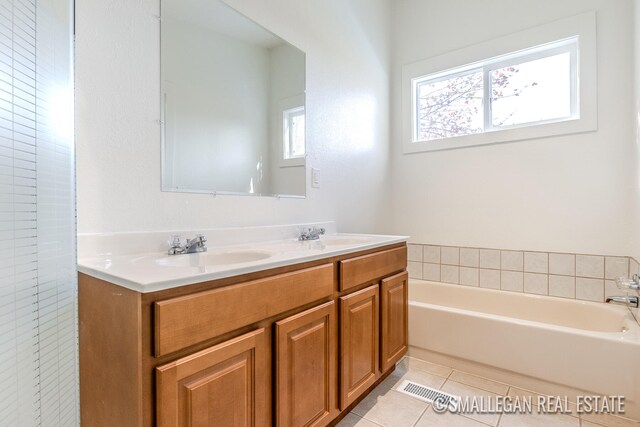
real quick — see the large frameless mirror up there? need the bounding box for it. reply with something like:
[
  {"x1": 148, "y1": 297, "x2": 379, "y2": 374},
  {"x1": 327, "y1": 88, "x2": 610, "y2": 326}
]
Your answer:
[{"x1": 161, "y1": 0, "x2": 306, "y2": 197}]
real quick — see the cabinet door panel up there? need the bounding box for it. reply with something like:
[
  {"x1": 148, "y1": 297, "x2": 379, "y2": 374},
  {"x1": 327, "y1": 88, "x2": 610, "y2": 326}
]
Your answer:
[
  {"x1": 380, "y1": 272, "x2": 408, "y2": 372},
  {"x1": 156, "y1": 328, "x2": 267, "y2": 427},
  {"x1": 339, "y1": 285, "x2": 379, "y2": 409},
  {"x1": 276, "y1": 301, "x2": 337, "y2": 427}
]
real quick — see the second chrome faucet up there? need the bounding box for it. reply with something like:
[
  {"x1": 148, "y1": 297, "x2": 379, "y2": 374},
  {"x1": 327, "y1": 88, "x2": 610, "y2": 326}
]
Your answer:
[{"x1": 168, "y1": 234, "x2": 207, "y2": 255}]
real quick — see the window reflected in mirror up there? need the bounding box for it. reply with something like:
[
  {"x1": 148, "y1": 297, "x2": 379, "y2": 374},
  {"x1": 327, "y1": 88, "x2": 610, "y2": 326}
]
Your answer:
[{"x1": 161, "y1": 0, "x2": 306, "y2": 197}]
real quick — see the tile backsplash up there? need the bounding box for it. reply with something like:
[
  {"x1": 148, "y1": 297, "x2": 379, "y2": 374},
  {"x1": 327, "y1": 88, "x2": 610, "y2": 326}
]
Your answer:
[{"x1": 408, "y1": 244, "x2": 640, "y2": 303}]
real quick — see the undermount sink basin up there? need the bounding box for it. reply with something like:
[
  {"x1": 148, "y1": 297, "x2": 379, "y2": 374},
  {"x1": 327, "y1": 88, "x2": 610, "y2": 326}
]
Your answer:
[{"x1": 155, "y1": 250, "x2": 273, "y2": 268}]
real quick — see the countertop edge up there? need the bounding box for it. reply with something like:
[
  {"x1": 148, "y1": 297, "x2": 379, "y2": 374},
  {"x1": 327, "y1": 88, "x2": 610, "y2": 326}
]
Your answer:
[{"x1": 78, "y1": 236, "x2": 409, "y2": 293}]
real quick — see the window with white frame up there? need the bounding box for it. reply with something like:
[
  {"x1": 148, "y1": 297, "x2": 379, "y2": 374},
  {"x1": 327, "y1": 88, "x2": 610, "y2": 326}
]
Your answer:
[
  {"x1": 283, "y1": 106, "x2": 305, "y2": 159},
  {"x1": 413, "y1": 37, "x2": 578, "y2": 143},
  {"x1": 401, "y1": 11, "x2": 597, "y2": 153}
]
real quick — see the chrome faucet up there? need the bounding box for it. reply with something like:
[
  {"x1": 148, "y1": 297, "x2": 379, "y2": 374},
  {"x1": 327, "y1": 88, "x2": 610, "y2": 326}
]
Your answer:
[
  {"x1": 606, "y1": 295, "x2": 639, "y2": 308},
  {"x1": 299, "y1": 227, "x2": 325, "y2": 241},
  {"x1": 616, "y1": 274, "x2": 640, "y2": 290},
  {"x1": 168, "y1": 234, "x2": 207, "y2": 255},
  {"x1": 607, "y1": 275, "x2": 640, "y2": 307}
]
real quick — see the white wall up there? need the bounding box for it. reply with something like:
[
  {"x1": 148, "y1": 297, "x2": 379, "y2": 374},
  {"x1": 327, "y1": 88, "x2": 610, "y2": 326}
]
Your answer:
[
  {"x1": 162, "y1": 18, "x2": 271, "y2": 194},
  {"x1": 390, "y1": 0, "x2": 637, "y2": 256},
  {"x1": 76, "y1": 0, "x2": 392, "y2": 234}
]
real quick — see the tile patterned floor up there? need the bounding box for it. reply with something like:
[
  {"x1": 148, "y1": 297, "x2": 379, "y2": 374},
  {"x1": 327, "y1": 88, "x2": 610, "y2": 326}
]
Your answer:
[{"x1": 336, "y1": 357, "x2": 640, "y2": 427}]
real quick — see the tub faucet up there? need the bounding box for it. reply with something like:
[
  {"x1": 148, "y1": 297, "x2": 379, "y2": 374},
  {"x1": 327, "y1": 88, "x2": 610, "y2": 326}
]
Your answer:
[
  {"x1": 605, "y1": 296, "x2": 639, "y2": 308},
  {"x1": 168, "y1": 234, "x2": 207, "y2": 255},
  {"x1": 616, "y1": 274, "x2": 640, "y2": 290},
  {"x1": 299, "y1": 227, "x2": 325, "y2": 241}
]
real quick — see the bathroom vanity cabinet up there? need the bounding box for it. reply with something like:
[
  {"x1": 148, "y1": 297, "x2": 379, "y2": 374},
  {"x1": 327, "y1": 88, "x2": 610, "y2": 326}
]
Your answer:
[{"x1": 79, "y1": 243, "x2": 408, "y2": 427}]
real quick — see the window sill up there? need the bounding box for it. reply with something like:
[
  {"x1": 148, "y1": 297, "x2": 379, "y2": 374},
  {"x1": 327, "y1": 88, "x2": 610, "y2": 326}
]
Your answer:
[{"x1": 404, "y1": 116, "x2": 596, "y2": 153}]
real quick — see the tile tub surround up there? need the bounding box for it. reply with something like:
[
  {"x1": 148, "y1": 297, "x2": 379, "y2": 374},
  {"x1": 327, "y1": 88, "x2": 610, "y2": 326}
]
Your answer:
[
  {"x1": 336, "y1": 356, "x2": 639, "y2": 427},
  {"x1": 408, "y1": 244, "x2": 640, "y2": 303}
]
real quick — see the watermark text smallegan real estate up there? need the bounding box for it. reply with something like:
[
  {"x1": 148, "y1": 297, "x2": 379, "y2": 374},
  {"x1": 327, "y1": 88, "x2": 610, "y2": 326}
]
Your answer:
[{"x1": 433, "y1": 395, "x2": 626, "y2": 416}]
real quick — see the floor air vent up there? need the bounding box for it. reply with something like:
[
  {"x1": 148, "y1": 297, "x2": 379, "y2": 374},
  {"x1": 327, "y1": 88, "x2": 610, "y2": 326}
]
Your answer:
[{"x1": 396, "y1": 380, "x2": 460, "y2": 411}]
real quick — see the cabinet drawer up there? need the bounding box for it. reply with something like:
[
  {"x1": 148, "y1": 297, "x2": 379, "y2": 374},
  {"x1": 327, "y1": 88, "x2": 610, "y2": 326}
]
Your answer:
[
  {"x1": 339, "y1": 246, "x2": 407, "y2": 291},
  {"x1": 154, "y1": 263, "x2": 334, "y2": 357}
]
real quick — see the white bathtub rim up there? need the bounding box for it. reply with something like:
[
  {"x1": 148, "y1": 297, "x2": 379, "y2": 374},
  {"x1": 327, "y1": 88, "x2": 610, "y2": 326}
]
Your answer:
[
  {"x1": 409, "y1": 279, "x2": 639, "y2": 340},
  {"x1": 409, "y1": 300, "x2": 640, "y2": 344}
]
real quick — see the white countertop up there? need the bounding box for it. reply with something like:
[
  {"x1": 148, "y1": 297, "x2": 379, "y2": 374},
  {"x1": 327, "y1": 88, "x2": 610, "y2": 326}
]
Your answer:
[{"x1": 77, "y1": 232, "x2": 408, "y2": 293}]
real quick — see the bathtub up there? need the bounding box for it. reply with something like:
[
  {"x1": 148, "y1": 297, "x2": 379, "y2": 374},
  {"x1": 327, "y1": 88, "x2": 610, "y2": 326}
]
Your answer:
[{"x1": 409, "y1": 279, "x2": 640, "y2": 419}]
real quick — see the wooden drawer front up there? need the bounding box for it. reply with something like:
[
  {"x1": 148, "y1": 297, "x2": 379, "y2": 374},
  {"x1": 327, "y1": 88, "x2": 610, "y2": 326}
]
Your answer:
[
  {"x1": 339, "y1": 246, "x2": 407, "y2": 291},
  {"x1": 275, "y1": 301, "x2": 338, "y2": 427},
  {"x1": 156, "y1": 328, "x2": 268, "y2": 427},
  {"x1": 155, "y1": 263, "x2": 334, "y2": 357},
  {"x1": 339, "y1": 285, "x2": 379, "y2": 410},
  {"x1": 380, "y1": 272, "x2": 408, "y2": 373}
]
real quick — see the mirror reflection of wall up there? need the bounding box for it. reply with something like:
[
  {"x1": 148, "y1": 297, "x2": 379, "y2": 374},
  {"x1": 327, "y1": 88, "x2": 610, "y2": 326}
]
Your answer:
[{"x1": 161, "y1": 0, "x2": 306, "y2": 197}]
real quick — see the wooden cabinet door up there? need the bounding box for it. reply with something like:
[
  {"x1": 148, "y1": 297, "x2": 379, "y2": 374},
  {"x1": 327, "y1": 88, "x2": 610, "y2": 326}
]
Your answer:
[
  {"x1": 380, "y1": 272, "x2": 408, "y2": 372},
  {"x1": 275, "y1": 301, "x2": 338, "y2": 427},
  {"x1": 156, "y1": 328, "x2": 268, "y2": 427},
  {"x1": 339, "y1": 285, "x2": 379, "y2": 409}
]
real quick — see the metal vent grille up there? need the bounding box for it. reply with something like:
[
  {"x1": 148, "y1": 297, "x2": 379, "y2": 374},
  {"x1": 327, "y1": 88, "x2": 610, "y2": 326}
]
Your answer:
[{"x1": 396, "y1": 380, "x2": 460, "y2": 410}]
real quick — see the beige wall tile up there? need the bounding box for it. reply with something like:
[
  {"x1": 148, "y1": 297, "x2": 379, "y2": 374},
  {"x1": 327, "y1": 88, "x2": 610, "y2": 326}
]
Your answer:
[
  {"x1": 605, "y1": 256, "x2": 629, "y2": 280},
  {"x1": 422, "y1": 263, "x2": 440, "y2": 281},
  {"x1": 549, "y1": 275, "x2": 575, "y2": 298},
  {"x1": 423, "y1": 245, "x2": 441, "y2": 264},
  {"x1": 576, "y1": 277, "x2": 604, "y2": 302},
  {"x1": 576, "y1": 254, "x2": 604, "y2": 279},
  {"x1": 524, "y1": 273, "x2": 548, "y2": 295},
  {"x1": 604, "y1": 280, "x2": 620, "y2": 300},
  {"x1": 501, "y1": 270, "x2": 523, "y2": 292},
  {"x1": 441, "y1": 246, "x2": 460, "y2": 265},
  {"x1": 408, "y1": 261, "x2": 422, "y2": 279},
  {"x1": 460, "y1": 248, "x2": 479, "y2": 267},
  {"x1": 441, "y1": 265, "x2": 459, "y2": 284},
  {"x1": 524, "y1": 252, "x2": 548, "y2": 273},
  {"x1": 549, "y1": 253, "x2": 575, "y2": 276},
  {"x1": 459, "y1": 267, "x2": 479, "y2": 286},
  {"x1": 407, "y1": 244, "x2": 423, "y2": 262},
  {"x1": 501, "y1": 250, "x2": 523, "y2": 271},
  {"x1": 480, "y1": 249, "x2": 500, "y2": 269},
  {"x1": 480, "y1": 269, "x2": 500, "y2": 289}
]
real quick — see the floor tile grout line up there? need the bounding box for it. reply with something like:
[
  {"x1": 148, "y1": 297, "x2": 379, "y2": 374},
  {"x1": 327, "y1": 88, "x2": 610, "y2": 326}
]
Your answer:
[
  {"x1": 410, "y1": 405, "x2": 429, "y2": 427},
  {"x1": 456, "y1": 411, "x2": 497, "y2": 427},
  {"x1": 445, "y1": 370, "x2": 511, "y2": 396}
]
